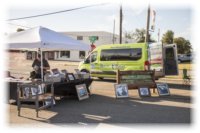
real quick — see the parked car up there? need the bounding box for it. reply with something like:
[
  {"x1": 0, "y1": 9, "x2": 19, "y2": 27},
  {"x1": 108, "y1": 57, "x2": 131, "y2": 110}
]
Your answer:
[{"x1": 178, "y1": 54, "x2": 192, "y2": 63}]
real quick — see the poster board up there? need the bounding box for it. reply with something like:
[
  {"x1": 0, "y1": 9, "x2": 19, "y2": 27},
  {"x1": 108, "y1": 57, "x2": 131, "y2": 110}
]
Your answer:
[{"x1": 117, "y1": 70, "x2": 156, "y2": 90}]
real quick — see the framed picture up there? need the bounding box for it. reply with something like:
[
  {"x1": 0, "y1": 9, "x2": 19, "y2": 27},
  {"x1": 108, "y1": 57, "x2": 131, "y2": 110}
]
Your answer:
[
  {"x1": 138, "y1": 87, "x2": 151, "y2": 97},
  {"x1": 45, "y1": 96, "x2": 56, "y2": 105},
  {"x1": 67, "y1": 73, "x2": 75, "y2": 81},
  {"x1": 74, "y1": 69, "x2": 81, "y2": 74},
  {"x1": 61, "y1": 69, "x2": 68, "y2": 75},
  {"x1": 76, "y1": 84, "x2": 89, "y2": 101},
  {"x1": 51, "y1": 68, "x2": 59, "y2": 75},
  {"x1": 23, "y1": 87, "x2": 30, "y2": 98},
  {"x1": 156, "y1": 83, "x2": 170, "y2": 96},
  {"x1": 114, "y1": 84, "x2": 129, "y2": 98},
  {"x1": 31, "y1": 86, "x2": 43, "y2": 96},
  {"x1": 74, "y1": 74, "x2": 80, "y2": 80}
]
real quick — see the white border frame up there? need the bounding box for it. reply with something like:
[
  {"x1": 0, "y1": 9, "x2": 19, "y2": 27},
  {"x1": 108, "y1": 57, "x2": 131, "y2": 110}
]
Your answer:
[
  {"x1": 75, "y1": 84, "x2": 89, "y2": 101},
  {"x1": 114, "y1": 84, "x2": 129, "y2": 98},
  {"x1": 138, "y1": 86, "x2": 151, "y2": 97},
  {"x1": 156, "y1": 83, "x2": 170, "y2": 96}
]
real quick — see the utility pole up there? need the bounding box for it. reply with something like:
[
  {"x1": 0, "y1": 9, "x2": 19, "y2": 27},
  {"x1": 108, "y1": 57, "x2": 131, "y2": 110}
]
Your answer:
[
  {"x1": 145, "y1": 4, "x2": 150, "y2": 43},
  {"x1": 119, "y1": 5, "x2": 122, "y2": 44},
  {"x1": 113, "y1": 19, "x2": 115, "y2": 44}
]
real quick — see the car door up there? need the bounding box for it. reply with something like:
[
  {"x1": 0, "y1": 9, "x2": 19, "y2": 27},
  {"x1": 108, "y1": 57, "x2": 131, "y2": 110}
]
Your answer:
[
  {"x1": 163, "y1": 44, "x2": 179, "y2": 75},
  {"x1": 90, "y1": 51, "x2": 99, "y2": 77}
]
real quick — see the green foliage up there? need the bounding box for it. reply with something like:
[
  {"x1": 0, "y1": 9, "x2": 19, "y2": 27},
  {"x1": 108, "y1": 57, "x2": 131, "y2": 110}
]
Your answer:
[
  {"x1": 174, "y1": 37, "x2": 192, "y2": 54},
  {"x1": 162, "y1": 30, "x2": 174, "y2": 44},
  {"x1": 124, "y1": 28, "x2": 156, "y2": 43},
  {"x1": 133, "y1": 28, "x2": 146, "y2": 43},
  {"x1": 162, "y1": 30, "x2": 192, "y2": 54}
]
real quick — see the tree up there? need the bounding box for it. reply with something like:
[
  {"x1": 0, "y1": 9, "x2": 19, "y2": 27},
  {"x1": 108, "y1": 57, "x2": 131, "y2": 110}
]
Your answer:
[
  {"x1": 133, "y1": 28, "x2": 146, "y2": 43},
  {"x1": 174, "y1": 37, "x2": 192, "y2": 54},
  {"x1": 124, "y1": 31, "x2": 134, "y2": 43},
  {"x1": 162, "y1": 30, "x2": 174, "y2": 44},
  {"x1": 16, "y1": 28, "x2": 24, "y2": 32},
  {"x1": 124, "y1": 28, "x2": 155, "y2": 43}
]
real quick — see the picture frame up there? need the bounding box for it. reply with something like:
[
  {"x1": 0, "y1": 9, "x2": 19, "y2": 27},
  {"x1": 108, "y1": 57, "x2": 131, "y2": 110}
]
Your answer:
[
  {"x1": 156, "y1": 83, "x2": 170, "y2": 96},
  {"x1": 75, "y1": 84, "x2": 89, "y2": 101},
  {"x1": 51, "y1": 68, "x2": 59, "y2": 75},
  {"x1": 67, "y1": 73, "x2": 75, "y2": 81},
  {"x1": 31, "y1": 86, "x2": 43, "y2": 96},
  {"x1": 23, "y1": 87, "x2": 30, "y2": 98},
  {"x1": 73, "y1": 74, "x2": 80, "y2": 80},
  {"x1": 74, "y1": 69, "x2": 81, "y2": 74},
  {"x1": 138, "y1": 86, "x2": 151, "y2": 97},
  {"x1": 45, "y1": 96, "x2": 56, "y2": 105},
  {"x1": 61, "y1": 69, "x2": 68, "y2": 75},
  {"x1": 114, "y1": 84, "x2": 129, "y2": 98}
]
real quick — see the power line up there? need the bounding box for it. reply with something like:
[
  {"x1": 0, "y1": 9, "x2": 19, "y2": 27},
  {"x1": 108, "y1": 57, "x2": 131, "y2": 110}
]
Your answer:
[
  {"x1": 7, "y1": 22, "x2": 32, "y2": 28},
  {"x1": 6, "y1": 3, "x2": 108, "y2": 21}
]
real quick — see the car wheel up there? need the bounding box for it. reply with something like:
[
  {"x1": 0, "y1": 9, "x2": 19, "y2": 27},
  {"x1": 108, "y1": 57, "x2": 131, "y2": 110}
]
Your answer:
[
  {"x1": 98, "y1": 77, "x2": 104, "y2": 80},
  {"x1": 81, "y1": 69, "x2": 89, "y2": 73}
]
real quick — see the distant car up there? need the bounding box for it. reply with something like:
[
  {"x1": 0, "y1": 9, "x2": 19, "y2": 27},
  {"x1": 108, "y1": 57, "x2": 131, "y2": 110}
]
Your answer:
[{"x1": 178, "y1": 54, "x2": 192, "y2": 63}]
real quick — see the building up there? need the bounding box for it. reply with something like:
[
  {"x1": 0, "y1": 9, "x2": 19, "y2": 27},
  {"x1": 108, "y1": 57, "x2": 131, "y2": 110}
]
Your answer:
[
  {"x1": 22, "y1": 31, "x2": 135, "y2": 61},
  {"x1": 61, "y1": 31, "x2": 127, "y2": 47}
]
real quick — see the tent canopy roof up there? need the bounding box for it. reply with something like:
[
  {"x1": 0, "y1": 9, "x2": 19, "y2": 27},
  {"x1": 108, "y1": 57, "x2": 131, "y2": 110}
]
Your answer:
[{"x1": 7, "y1": 26, "x2": 90, "y2": 51}]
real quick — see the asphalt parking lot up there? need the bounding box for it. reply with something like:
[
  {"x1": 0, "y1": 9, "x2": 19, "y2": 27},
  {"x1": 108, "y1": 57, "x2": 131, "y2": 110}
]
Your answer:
[
  {"x1": 7, "y1": 57, "x2": 192, "y2": 127},
  {"x1": 8, "y1": 78, "x2": 192, "y2": 127}
]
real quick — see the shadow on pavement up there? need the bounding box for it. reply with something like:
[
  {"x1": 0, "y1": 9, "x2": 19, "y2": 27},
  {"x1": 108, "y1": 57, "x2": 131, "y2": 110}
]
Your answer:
[
  {"x1": 156, "y1": 82, "x2": 192, "y2": 90},
  {"x1": 129, "y1": 94, "x2": 191, "y2": 104},
  {"x1": 45, "y1": 94, "x2": 191, "y2": 125}
]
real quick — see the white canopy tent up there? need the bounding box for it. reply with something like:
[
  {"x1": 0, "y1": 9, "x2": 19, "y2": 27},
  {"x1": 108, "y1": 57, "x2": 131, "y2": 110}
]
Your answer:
[
  {"x1": 7, "y1": 26, "x2": 90, "y2": 80},
  {"x1": 7, "y1": 26, "x2": 90, "y2": 51}
]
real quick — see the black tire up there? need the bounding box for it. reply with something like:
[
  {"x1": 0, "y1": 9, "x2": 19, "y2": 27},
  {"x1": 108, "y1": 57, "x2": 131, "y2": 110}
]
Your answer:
[
  {"x1": 80, "y1": 69, "x2": 89, "y2": 73},
  {"x1": 98, "y1": 77, "x2": 104, "y2": 80}
]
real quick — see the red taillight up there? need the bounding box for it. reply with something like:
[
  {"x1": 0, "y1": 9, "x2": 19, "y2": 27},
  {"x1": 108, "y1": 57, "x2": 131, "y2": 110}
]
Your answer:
[
  {"x1": 145, "y1": 61, "x2": 149, "y2": 65},
  {"x1": 144, "y1": 61, "x2": 150, "y2": 70}
]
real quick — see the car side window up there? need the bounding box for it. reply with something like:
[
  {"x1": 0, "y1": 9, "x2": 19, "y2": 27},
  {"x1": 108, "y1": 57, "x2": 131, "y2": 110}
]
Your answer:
[
  {"x1": 84, "y1": 52, "x2": 97, "y2": 63},
  {"x1": 85, "y1": 56, "x2": 90, "y2": 63},
  {"x1": 91, "y1": 52, "x2": 97, "y2": 62}
]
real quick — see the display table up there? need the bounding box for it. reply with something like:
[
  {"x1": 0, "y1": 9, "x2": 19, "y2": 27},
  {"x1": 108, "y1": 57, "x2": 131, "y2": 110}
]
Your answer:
[
  {"x1": 6, "y1": 78, "x2": 93, "y2": 103},
  {"x1": 6, "y1": 79, "x2": 31, "y2": 103},
  {"x1": 47, "y1": 78, "x2": 93, "y2": 97}
]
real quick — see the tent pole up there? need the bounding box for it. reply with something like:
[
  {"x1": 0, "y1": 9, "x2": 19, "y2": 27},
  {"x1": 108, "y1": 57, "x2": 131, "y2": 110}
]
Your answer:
[{"x1": 40, "y1": 48, "x2": 44, "y2": 82}]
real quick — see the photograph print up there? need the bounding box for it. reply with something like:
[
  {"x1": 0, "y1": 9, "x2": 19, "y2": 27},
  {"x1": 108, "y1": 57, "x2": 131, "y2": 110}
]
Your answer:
[
  {"x1": 31, "y1": 84, "x2": 44, "y2": 96},
  {"x1": 114, "y1": 84, "x2": 129, "y2": 98},
  {"x1": 51, "y1": 68, "x2": 60, "y2": 75},
  {"x1": 45, "y1": 96, "x2": 56, "y2": 106},
  {"x1": 23, "y1": 87, "x2": 30, "y2": 98},
  {"x1": 61, "y1": 69, "x2": 68, "y2": 75},
  {"x1": 138, "y1": 86, "x2": 151, "y2": 97},
  {"x1": 75, "y1": 84, "x2": 89, "y2": 101},
  {"x1": 67, "y1": 73, "x2": 75, "y2": 81},
  {"x1": 156, "y1": 83, "x2": 170, "y2": 96},
  {"x1": 74, "y1": 69, "x2": 81, "y2": 74}
]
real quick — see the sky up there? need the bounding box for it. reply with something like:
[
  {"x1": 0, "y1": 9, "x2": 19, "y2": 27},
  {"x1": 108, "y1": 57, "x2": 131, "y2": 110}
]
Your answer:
[{"x1": 6, "y1": 2, "x2": 192, "y2": 41}]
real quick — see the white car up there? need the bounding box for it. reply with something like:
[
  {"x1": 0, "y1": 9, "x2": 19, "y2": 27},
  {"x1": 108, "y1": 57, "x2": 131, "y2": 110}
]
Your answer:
[{"x1": 178, "y1": 54, "x2": 192, "y2": 63}]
